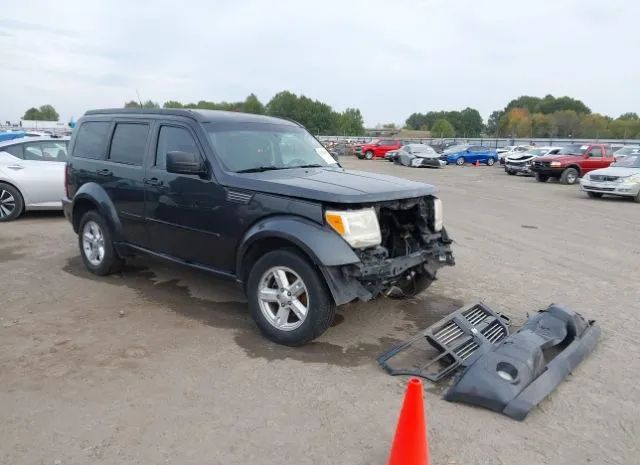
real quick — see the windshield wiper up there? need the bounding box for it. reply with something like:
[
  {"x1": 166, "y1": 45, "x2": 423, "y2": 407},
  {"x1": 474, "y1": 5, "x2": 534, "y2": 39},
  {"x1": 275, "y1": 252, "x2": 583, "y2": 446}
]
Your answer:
[
  {"x1": 235, "y1": 166, "x2": 286, "y2": 173},
  {"x1": 290, "y1": 164, "x2": 325, "y2": 169}
]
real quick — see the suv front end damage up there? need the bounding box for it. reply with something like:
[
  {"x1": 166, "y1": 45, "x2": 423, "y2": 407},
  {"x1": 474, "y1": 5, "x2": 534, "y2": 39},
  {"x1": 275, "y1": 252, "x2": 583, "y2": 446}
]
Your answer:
[{"x1": 325, "y1": 196, "x2": 454, "y2": 302}]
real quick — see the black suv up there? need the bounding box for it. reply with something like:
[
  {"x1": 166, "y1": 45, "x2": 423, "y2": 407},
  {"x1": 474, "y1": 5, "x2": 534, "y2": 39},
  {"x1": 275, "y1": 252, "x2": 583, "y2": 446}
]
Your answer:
[{"x1": 63, "y1": 109, "x2": 454, "y2": 345}]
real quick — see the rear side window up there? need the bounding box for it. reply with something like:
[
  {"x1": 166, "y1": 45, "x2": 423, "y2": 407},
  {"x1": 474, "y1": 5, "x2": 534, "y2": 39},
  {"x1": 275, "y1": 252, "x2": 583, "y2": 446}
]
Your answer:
[
  {"x1": 155, "y1": 126, "x2": 199, "y2": 169},
  {"x1": 23, "y1": 141, "x2": 69, "y2": 162},
  {"x1": 73, "y1": 121, "x2": 110, "y2": 159},
  {"x1": 3, "y1": 144, "x2": 24, "y2": 158},
  {"x1": 109, "y1": 123, "x2": 150, "y2": 165}
]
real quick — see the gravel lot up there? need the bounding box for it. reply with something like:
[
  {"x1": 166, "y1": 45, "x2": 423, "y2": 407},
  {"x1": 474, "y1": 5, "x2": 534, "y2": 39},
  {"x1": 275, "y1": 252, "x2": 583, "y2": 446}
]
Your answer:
[{"x1": 1, "y1": 158, "x2": 638, "y2": 465}]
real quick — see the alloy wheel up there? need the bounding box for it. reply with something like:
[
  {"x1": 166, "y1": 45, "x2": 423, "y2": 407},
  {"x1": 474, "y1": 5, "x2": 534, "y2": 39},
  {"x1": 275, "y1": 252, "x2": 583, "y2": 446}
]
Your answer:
[
  {"x1": 0, "y1": 189, "x2": 16, "y2": 219},
  {"x1": 82, "y1": 220, "x2": 106, "y2": 266},
  {"x1": 257, "y1": 266, "x2": 309, "y2": 331}
]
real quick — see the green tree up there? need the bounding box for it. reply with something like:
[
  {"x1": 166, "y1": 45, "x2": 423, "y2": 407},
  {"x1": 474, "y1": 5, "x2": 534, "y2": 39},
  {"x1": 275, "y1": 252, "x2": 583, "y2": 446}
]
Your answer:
[
  {"x1": 125, "y1": 100, "x2": 160, "y2": 109},
  {"x1": 459, "y1": 107, "x2": 483, "y2": 136},
  {"x1": 431, "y1": 119, "x2": 455, "y2": 137},
  {"x1": 163, "y1": 100, "x2": 184, "y2": 108},
  {"x1": 22, "y1": 107, "x2": 41, "y2": 120},
  {"x1": 577, "y1": 113, "x2": 610, "y2": 138},
  {"x1": 405, "y1": 112, "x2": 428, "y2": 130},
  {"x1": 486, "y1": 110, "x2": 504, "y2": 135},
  {"x1": 266, "y1": 91, "x2": 300, "y2": 119},
  {"x1": 618, "y1": 112, "x2": 639, "y2": 121},
  {"x1": 336, "y1": 108, "x2": 364, "y2": 135},
  {"x1": 242, "y1": 93, "x2": 264, "y2": 114},
  {"x1": 550, "y1": 110, "x2": 580, "y2": 137},
  {"x1": 531, "y1": 113, "x2": 554, "y2": 137},
  {"x1": 37, "y1": 104, "x2": 59, "y2": 121}
]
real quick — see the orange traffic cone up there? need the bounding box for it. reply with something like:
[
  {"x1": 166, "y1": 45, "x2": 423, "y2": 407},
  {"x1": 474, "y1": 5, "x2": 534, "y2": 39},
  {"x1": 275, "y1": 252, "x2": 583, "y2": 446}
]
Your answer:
[
  {"x1": 387, "y1": 378, "x2": 429, "y2": 465},
  {"x1": 475, "y1": 160, "x2": 480, "y2": 167}
]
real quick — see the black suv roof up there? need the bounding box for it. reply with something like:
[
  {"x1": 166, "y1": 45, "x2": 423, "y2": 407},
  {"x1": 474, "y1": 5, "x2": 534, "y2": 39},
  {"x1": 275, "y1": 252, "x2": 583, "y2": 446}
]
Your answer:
[{"x1": 84, "y1": 108, "x2": 300, "y2": 126}]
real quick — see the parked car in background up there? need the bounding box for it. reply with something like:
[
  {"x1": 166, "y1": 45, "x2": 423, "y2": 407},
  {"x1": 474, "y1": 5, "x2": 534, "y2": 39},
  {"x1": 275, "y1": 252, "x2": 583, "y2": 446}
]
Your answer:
[
  {"x1": 580, "y1": 154, "x2": 640, "y2": 202},
  {"x1": 0, "y1": 136, "x2": 70, "y2": 221},
  {"x1": 531, "y1": 143, "x2": 615, "y2": 184},
  {"x1": 429, "y1": 141, "x2": 459, "y2": 154},
  {"x1": 356, "y1": 139, "x2": 401, "y2": 160},
  {"x1": 504, "y1": 146, "x2": 562, "y2": 176},
  {"x1": 441, "y1": 144, "x2": 498, "y2": 166},
  {"x1": 498, "y1": 145, "x2": 533, "y2": 165},
  {"x1": 394, "y1": 144, "x2": 445, "y2": 168},
  {"x1": 613, "y1": 145, "x2": 640, "y2": 160}
]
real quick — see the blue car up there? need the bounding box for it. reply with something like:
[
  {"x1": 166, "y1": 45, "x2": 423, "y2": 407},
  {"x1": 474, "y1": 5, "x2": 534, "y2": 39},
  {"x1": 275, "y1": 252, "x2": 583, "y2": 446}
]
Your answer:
[{"x1": 442, "y1": 144, "x2": 498, "y2": 166}]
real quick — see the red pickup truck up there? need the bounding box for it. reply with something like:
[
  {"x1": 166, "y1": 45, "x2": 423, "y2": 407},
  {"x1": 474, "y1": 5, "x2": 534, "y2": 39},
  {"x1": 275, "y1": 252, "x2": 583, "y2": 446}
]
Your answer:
[
  {"x1": 355, "y1": 139, "x2": 402, "y2": 160},
  {"x1": 531, "y1": 143, "x2": 615, "y2": 184}
]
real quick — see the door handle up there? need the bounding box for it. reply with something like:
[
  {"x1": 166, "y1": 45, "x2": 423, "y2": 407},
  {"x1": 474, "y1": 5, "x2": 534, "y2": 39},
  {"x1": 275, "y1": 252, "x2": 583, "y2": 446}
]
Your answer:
[
  {"x1": 6, "y1": 164, "x2": 25, "y2": 170},
  {"x1": 96, "y1": 169, "x2": 113, "y2": 176},
  {"x1": 143, "y1": 177, "x2": 163, "y2": 186}
]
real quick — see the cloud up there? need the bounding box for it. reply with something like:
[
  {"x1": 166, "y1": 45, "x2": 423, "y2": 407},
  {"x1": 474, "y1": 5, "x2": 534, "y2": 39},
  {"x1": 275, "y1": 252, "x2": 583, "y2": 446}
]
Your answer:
[{"x1": 0, "y1": 0, "x2": 638, "y2": 125}]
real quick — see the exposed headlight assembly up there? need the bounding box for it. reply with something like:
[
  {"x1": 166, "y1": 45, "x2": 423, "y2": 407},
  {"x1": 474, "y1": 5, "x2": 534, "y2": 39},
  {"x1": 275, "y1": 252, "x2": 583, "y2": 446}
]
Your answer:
[
  {"x1": 624, "y1": 174, "x2": 640, "y2": 184},
  {"x1": 325, "y1": 208, "x2": 381, "y2": 249},
  {"x1": 433, "y1": 198, "x2": 443, "y2": 232}
]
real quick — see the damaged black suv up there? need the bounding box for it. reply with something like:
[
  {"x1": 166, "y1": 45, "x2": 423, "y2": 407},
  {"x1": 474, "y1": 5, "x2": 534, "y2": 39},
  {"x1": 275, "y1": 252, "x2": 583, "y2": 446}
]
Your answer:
[{"x1": 63, "y1": 109, "x2": 454, "y2": 345}]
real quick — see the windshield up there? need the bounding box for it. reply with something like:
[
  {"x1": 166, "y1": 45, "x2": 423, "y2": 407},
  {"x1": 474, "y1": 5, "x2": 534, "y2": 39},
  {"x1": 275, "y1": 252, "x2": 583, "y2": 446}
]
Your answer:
[
  {"x1": 612, "y1": 154, "x2": 640, "y2": 168},
  {"x1": 443, "y1": 145, "x2": 468, "y2": 154},
  {"x1": 522, "y1": 148, "x2": 555, "y2": 157},
  {"x1": 204, "y1": 122, "x2": 338, "y2": 172},
  {"x1": 557, "y1": 144, "x2": 587, "y2": 155},
  {"x1": 615, "y1": 147, "x2": 640, "y2": 156}
]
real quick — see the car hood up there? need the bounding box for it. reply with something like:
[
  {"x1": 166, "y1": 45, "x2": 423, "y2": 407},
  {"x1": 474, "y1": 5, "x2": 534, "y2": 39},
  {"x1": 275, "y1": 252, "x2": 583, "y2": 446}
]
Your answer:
[
  {"x1": 587, "y1": 166, "x2": 640, "y2": 177},
  {"x1": 415, "y1": 153, "x2": 440, "y2": 159},
  {"x1": 507, "y1": 154, "x2": 535, "y2": 161},
  {"x1": 223, "y1": 166, "x2": 437, "y2": 204}
]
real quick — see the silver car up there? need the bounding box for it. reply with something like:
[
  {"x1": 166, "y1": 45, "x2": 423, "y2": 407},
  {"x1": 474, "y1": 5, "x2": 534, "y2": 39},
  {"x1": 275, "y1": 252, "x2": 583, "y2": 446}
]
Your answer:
[
  {"x1": 395, "y1": 144, "x2": 446, "y2": 168},
  {"x1": 580, "y1": 154, "x2": 640, "y2": 202},
  {"x1": 0, "y1": 136, "x2": 70, "y2": 221}
]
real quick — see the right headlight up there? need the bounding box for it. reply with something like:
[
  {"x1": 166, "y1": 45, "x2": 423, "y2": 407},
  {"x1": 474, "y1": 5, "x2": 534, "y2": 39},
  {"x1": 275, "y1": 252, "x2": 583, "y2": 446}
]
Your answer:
[
  {"x1": 433, "y1": 198, "x2": 443, "y2": 232},
  {"x1": 325, "y1": 208, "x2": 382, "y2": 249}
]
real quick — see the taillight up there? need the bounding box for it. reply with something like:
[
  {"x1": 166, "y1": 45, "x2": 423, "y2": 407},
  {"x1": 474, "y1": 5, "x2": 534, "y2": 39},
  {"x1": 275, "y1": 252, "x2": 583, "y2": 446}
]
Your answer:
[{"x1": 64, "y1": 164, "x2": 70, "y2": 198}]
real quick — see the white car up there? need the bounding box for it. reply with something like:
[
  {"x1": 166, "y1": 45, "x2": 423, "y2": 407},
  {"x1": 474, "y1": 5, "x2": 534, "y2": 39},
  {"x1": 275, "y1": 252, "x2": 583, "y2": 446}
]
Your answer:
[
  {"x1": 0, "y1": 136, "x2": 70, "y2": 221},
  {"x1": 613, "y1": 145, "x2": 640, "y2": 160},
  {"x1": 580, "y1": 154, "x2": 640, "y2": 202},
  {"x1": 504, "y1": 146, "x2": 563, "y2": 176},
  {"x1": 498, "y1": 145, "x2": 532, "y2": 164}
]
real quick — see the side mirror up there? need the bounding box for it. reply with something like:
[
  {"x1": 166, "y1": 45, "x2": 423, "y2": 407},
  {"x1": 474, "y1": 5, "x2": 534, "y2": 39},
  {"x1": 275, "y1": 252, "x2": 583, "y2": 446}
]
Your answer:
[{"x1": 166, "y1": 151, "x2": 206, "y2": 175}]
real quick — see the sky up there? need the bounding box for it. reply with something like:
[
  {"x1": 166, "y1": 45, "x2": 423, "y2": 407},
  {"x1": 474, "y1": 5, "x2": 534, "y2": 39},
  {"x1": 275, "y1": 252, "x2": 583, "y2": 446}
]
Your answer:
[{"x1": 1, "y1": 0, "x2": 638, "y2": 127}]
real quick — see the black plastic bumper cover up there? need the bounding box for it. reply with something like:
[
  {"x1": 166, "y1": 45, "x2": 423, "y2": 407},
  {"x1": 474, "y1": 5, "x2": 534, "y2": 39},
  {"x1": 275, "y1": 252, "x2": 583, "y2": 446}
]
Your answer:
[{"x1": 443, "y1": 304, "x2": 600, "y2": 420}]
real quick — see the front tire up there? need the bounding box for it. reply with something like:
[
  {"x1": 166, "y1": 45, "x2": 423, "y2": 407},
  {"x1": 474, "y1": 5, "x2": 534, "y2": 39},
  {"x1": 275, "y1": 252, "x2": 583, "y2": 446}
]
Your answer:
[
  {"x1": 0, "y1": 183, "x2": 24, "y2": 222},
  {"x1": 456, "y1": 157, "x2": 465, "y2": 166},
  {"x1": 365, "y1": 150, "x2": 374, "y2": 160},
  {"x1": 535, "y1": 173, "x2": 549, "y2": 183},
  {"x1": 78, "y1": 211, "x2": 124, "y2": 276},
  {"x1": 247, "y1": 249, "x2": 336, "y2": 346},
  {"x1": 486, "y1": 157, "x2": 495, "y2": 166},
  {"x1": 587, "y1": 192, "x2": 603, "y2": 199},
  {"x1": 560, "y1": 168, "x2": 579, "y2": 185},
  {"x1": 507, "y1": 169, "x2": 515, "y2": 175}
]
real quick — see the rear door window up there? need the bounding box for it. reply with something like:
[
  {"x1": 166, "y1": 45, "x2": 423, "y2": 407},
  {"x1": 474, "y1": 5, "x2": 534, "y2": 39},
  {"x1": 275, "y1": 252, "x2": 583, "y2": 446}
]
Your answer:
[
  {"x1": 73, "y1": 121, "x2": 110, "y2": 159},
  {"x1": 109, "y1": 123, "x2": 150, "y2": 165},
  {"x1": 23, "y1": 141, "x2": 68, "y2": 162}
]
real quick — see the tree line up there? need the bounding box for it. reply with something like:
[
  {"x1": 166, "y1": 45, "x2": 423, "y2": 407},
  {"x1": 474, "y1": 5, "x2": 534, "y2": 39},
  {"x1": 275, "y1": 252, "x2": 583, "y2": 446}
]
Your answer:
[
  {"x1": 22, "y1": 105, "x2": 59, "y2": 121},
  {"x1": 406, "y1": 94, "x2": 640, "y2": 139},
  {"x1": 123, "y1": 91, "x2": 365, "y2": 136}
]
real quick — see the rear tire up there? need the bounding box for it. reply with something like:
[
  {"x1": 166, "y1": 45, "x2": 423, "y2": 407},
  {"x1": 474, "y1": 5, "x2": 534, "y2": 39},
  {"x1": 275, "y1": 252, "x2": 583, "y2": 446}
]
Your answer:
[
  {"x1": 535, "y1": 173, "x2": 549, "y2": 183},
  {"x1": 560, "y1": 168, "x2": 579, "y2": 185},
  {"x1": 634, "y1": 191, "x2": 640, "y2": 203},
  {"x1": 587, "y1": 192, "x2": 603, "y2": 199},
  {"x1": 365, "y1": 150, "x2": 374, "y2": 160},
  {"x1": 78, "y1": 211, "x2": 124, "y2": 276},
  {"x1": 247, "y1": 249, "x2": 336, "y2": 346},
  {"x1": 0, "y1": 183, "x2": 24, "y2": 222}
]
